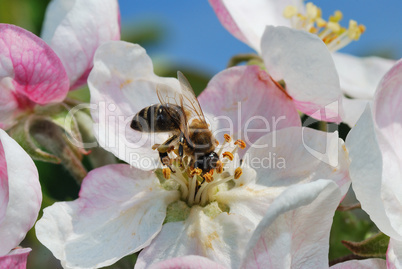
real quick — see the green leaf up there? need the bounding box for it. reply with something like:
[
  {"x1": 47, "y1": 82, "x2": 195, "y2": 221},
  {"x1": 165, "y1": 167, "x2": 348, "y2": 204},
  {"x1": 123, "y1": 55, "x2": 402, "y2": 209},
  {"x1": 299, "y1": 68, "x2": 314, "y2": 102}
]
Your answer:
[
  {"x1": 342, "y1": 232, "x2": 390, "y2": 258},
  {"x1": 329, "y1": 210, "x2": 376, "y2": 260}
]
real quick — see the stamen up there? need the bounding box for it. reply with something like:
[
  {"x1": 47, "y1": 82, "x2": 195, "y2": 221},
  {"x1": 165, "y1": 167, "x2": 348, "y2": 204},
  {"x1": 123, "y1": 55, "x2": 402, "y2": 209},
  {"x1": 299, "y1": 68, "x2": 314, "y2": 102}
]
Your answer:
[
  {"x1": 163, "y1": 168, "x2": 171, "y2": 179},
  {"x1": 215, "y1": 160, "x2": 223, "y2": 174},
  {"x1": 222, "y1": 152, "x2": 234, "y2": 161},
  {"x1": 203, "y1": 172, "x2": 213, "y2": 183},
  {"x1": 187, "y1": 174, "x2": 197, "y2": 206},
  {"x1": 190, "y1": 167, "x2": 203, "y2": 177},
  {"x1": 283, "y1": 6, "x2": 298, "y2": 18},
  {"x1": 234, "y1": 167, "x2": 243, "y2": 179},
  {"x1": 224, "y1": 134, "x2": 232, "y2": 142},
  {"x1": 283, "y1": 2, "x2": 365, "y2": 52},
  {"x1": 234, "y1": 139, "x2": 246, "y2": 149},
  {"x1": 217, "y1": 134, "x2": 232, "y2": 156}
]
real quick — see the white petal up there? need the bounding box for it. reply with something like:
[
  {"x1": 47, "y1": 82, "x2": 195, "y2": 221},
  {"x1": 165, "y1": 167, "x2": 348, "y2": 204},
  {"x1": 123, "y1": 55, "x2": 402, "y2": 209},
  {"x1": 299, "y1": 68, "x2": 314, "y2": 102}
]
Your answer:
[
  {"x1": 215, "y1": 166, "x2": 282, "y2": 226},
  {"x1": 261, "y1": 26, "x2": 343, "y2": 122},
  {"x1": 41, "y1": 0, "x2": 120, "y2": 88},
  {"x1": 244, "y1": 126, "x2": 351, "y2": 196},
  {"x1": 209, "y1": 0, "x2": 302, "y2": 52},
  {"x1": 331, "y1": 258, "x2": 386, "y2": 269},
  {"x1": 372, "y1": 59, "x2": 402, "y2": 238},
  {"x1": 0, "y1": 129, "x2": 41, "y2": 256},
  {"x1": 387, "y1": 238, "x2": 402, "y2": 269},
  {"x1": 88, "y1": 41, "x2": 180, "y2": 169},
  {"x1": 341, "y1": 96, "x2": 371, "y2": 127},
  {"x1": 333, "y1": 52, "x2": 396, "y2": 99},
  {"x1": 136, "y1": 206, "x2": 254, "y2": 269},
  {"x1": 240, "y1": 180, "x2": 341, "y2": 269},
  {"x1": 36, "y1": 164, "x2": 179, "y2": 269},
  {"x1": 149, "y1": 255, "x2": 226, "y2": 269},
  {"x1": 346, "y1": 105, "x2": 402, "y2": 240},
  {"x1": 374, "y1": 59, "x2": 402, "y2": 163}
]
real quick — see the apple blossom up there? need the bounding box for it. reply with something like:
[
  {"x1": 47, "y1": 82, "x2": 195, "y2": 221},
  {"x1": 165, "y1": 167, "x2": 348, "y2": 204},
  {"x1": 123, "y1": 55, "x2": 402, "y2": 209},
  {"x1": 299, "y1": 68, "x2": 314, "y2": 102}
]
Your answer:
[
  {"x1": 36, "y1": 40, "x2": 351, "y2": 267},
  {"x1": 346, "y1": 59, "x2": 402, "y2": 268},
  {"x1": 0, "y1": 129, "x2": 42, "y2": 268},
  {"x1": 36, "y1": 124, "x2": 351, "y2": 268},
  {"x1": 148, "y1": 181, "x2": 386, "y2": 269},
  {"x1": 209, "y1": 0, "x2": 396, "y2": 125}
]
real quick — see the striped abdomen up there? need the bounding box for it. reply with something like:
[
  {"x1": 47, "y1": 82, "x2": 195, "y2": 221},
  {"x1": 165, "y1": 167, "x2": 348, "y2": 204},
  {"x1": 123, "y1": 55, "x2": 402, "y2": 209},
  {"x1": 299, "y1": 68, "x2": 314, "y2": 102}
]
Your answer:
[{"x1": 130, "y1": 104, "x2": 183, "y2": 133}]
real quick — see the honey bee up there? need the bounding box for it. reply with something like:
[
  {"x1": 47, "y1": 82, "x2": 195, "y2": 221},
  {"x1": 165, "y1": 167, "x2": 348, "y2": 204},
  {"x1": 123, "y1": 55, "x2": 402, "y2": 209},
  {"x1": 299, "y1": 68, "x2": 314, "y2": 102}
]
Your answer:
[{"x1": 130, "y1": 71, "x2": 219, "y2": 173}]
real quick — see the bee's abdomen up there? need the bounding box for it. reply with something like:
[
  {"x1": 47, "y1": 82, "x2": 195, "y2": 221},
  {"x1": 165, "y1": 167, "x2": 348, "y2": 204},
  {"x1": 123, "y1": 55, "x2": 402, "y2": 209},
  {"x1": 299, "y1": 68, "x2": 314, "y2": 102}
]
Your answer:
[{"x1": 130, "y1": 104, "x2": 182, "y2": 133}]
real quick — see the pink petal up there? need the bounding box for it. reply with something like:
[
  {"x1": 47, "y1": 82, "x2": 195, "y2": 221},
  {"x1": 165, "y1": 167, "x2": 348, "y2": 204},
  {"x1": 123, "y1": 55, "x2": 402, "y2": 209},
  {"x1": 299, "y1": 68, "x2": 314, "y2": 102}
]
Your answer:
[
  {"x1": 245, "y1": 127, "x2": 351, "y2": 196},
  {"x1": 0, "y1": 129, "x2": 41, "y2": 256},
  {"x1": 88, "y1": 41, "x2": 180, "y2": 169},
  {"x1": 0, "y1": 248, "x2": 31, "y2": 269},
  {"x1": 41, "y1": 0, "x2": 121, "y2": 89},
  {"x1": 261, "y1": 26, "x2": 343, "y2": 122},
  {"x1": 149, "y1": 255, "x2": 226, "y2": 269},
  {"x1": 199, "y1": 65, "x2": 301, "y2": 155},
  {"x1": 333, "y1": 52, "x2": 396, "y2": 99},
  {"x1": 0, "y1": 24, "x2": 69, "y2": 107},
  {"x1": 240, "y1": 180, "x2": 341, "y2": 269},
  {"x1": 0, "y1": 138, "x2": 8, "y2": 224},
  {"x1": 36, "y1": 164, "x2": 179, "y2": 268},
  {"x1": 208, "y1": 0, "x2": 302, "y2": 52},
  {"x1": 387, "y1": 238, "x2": 402, "y2": 269},
  {"x1": 331, "y1": 259, "x2": 386, "y2": 269}
]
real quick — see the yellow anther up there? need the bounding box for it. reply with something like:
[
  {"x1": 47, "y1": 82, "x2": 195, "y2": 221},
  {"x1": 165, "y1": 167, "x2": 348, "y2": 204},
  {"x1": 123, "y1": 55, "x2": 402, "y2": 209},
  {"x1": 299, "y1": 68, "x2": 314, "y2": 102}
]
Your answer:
[
  {"x1": 223, "y1": 134, "x2": 232, "y2": 143},
  {"x1": 215, "y1": 161, "x2": 223, "y2": 174},
  {"x1": 347, "y1": 20, "x2": 362, "y2": 40},
  {"x1": 222, "y1": 152, "x2": 234, "y2": 161},
  {"x1": 329, "y1": 10, "x2": 343, "y2": 22},
  {"x1": 163, "y1": 168, "x2": 171, "y2": 179},
  {"x1": 334, "y1": 10, "x2": 343, "y2": 21},
  {"x1": 283, "y1": 5, "x2": 298, "y2": 18},
  {"x1": 152, "y1": 144, "x2": 160, "y2": 150},
  {"x1": 359, "y1": 24, "x2": 366, "y2": 34},
  {"x1": 234, "y1": 139, "x2": 247, "y2": 149},
  {"x1": 203, "y1": 172, "x2": 213, "y2": 183},
  {"x1": 316, "y1": 17, "x2": 327, "y2": 28},
  {"x1": 327, "y1": 21, "x2": 341, "y2": 33},
  {"x1": 306, "y1": 2, "x2": 319, "y2": 19},
  {"x1": 190, "y1": 168, "x2": 202, "y2": 177},
  {"x1": 309, "y1": 27, "x2": 318, "y2": 34},
  {"x1": 234, "y1": 167, "x2": 243, "y2": 180}
]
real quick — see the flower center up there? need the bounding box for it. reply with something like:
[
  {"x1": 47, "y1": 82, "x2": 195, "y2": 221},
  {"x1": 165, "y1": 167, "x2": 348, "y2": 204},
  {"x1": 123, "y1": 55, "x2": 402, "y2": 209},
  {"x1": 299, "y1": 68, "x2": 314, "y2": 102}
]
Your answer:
[
  {"x1": 283, "y1": 2, "x2": 366, "y2": 52},
  {"x1": 159, "y1": 134, "x2": 245, "y2": 207}
]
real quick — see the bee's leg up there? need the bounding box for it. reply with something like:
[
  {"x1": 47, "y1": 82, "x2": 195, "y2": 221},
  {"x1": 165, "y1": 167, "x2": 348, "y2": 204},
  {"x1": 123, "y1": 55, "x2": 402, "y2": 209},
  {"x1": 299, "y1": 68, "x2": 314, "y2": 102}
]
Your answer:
[
  {"x1": 178, "y1": 132, "x2": 185, "y2": 158},
  {"x1": 159, "y1": 151, "x2": 175, "y2": 173},
  {"x1": 156, "y1": 134, "x2": 178, "y2": 173}
]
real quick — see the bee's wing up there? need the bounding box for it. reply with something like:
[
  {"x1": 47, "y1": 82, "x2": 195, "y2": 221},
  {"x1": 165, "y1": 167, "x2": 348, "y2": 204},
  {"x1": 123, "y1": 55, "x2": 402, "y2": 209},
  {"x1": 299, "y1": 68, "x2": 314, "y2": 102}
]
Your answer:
[
  {"x1": 176, "y1": 71, "x2": 207, "y2": 125},
  {"x1": 156, "y1": 83, "x2": 189, "y2": 138}
]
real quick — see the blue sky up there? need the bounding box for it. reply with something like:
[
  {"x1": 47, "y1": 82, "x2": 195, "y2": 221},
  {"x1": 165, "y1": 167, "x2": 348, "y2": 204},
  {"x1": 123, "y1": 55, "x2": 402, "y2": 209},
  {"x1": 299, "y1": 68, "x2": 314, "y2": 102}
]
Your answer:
[{"x1": 118, "y1": 0, "x2": 402, "y2": 74}]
